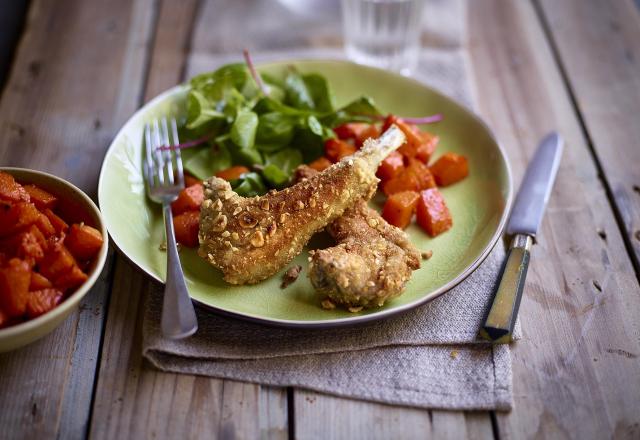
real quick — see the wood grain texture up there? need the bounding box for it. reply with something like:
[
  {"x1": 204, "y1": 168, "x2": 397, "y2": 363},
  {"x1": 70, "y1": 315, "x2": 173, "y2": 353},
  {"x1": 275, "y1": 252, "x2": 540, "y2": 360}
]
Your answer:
[
  {"x1": 536, "y1": 0, "x2": 640, "y2": 273},
  {"x1": 0, "y1": 0, "x2": 155, "y2": 438},
  {"x1": 294, "y1": 392, "x2": 494, "y2": 440},
  {"x1": 89, "y1": 1, "x2": 289, "y2": 438},
  {"x1": 469, "y1": 0, "x2": 640, "y2": 438},
  {"x1": 89, "y1": 261, "x2": 288, "y2": 440}
]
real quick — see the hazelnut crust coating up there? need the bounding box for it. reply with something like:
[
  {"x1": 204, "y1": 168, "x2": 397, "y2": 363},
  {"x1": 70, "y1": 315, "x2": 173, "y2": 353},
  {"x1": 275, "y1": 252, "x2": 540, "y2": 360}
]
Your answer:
[
  {"x1": 309, "y1": 201, "x2": 421, "y2": 308},
  {"x1": 198, "y1": 125, "x2": 406, "y2": 285},
  {"x1": 295, "y1": 167, "x2": 421, "y2": 308}
]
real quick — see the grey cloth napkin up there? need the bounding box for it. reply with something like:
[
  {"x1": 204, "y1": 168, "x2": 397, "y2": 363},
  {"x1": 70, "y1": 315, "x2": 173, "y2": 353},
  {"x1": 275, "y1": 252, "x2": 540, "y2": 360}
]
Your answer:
[{"x1": 143, "y1": 0, "x2": 516, "y2": 411}]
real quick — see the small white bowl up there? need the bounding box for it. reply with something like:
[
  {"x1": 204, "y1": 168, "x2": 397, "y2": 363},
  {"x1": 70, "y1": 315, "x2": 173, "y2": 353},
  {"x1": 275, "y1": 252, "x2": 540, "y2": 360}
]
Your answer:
[{"x1": 0, "y1": 168, "x2": 109, "y2": 352}]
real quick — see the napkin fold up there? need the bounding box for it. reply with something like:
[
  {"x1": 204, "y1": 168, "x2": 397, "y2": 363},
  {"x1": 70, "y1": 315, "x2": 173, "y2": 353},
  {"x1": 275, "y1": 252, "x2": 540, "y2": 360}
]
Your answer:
[{"x1": 142, "y1": 0, "x2": 516, "y2": 410}]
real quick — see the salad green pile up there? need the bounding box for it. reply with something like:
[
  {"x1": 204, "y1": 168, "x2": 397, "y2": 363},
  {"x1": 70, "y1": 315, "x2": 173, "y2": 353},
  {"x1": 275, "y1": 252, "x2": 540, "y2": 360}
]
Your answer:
[{"x1": 179, "y1": 63, "x2": 383, "y2": 196}]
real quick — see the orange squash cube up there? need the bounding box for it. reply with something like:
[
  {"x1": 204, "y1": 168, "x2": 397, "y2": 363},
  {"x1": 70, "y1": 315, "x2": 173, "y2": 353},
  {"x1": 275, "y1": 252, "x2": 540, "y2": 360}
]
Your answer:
[
  {"x1": 215, "y1": 166, "x2": 250, "y2": 181},
  {"x1": 0, "y1": 202, "x2": 40, "y2": 237},
  {"x1": 43, "y1": 208, "x2": 69, "y2": 234},
  {"x1": 406, "y1": 159, "x2": 437, "y2": 190},
  {"x1": 355, "y1": 124, "x2": 381, "y2": 147},
  {"x1": 308, "y1": 157, "x2": 332, "y2": 172},
  {"x1": 415, "y1": 131, "x2": 439, "y2": 163},
  {"x1": 376, "y1": 151, "x2": 405, "y2": 182},
  {"x1": 173, "y1": 211, "x2": 200, "y2": 248},
  {"x1": 324, "y1": 139, "x2": 357, "y2": 163},
  {"x1": 30, "y1": 272, "x2": 53, "y2": 290},
  {"x1": 26, "y1": 288, "x2": 63, "y2": 319},
  {"x1": 0, "y1": 172, "x2": 30, "y2": 203},
  {"x1": 184, "y1": 173, "x2": 202, "y2": 187},
  {"x1": 39, "y1": 242, "x2": 76, "y2": 281},
  {"x1": 35, "y1": 212, "x2": 56, "y2": 237},
  {"x1": 333, "y1": 123, "x2": 369, "y2": 141},
  {"x1": 382, "y1": 191, "x2": 420, "y2": 229},
  {"x1": 416, "y1": 189, "x2": 453, "y2": 237},
  {"x1": 23, "y1": 184, "x2": 58, "y2": 210},
  {"x1": 0, "y1": 258, "x2": 32, "y2": 316},
  {"x1": 65, "y1": 224, "x2": 104, "y2": 261},
  {"x1": 171, "y1": 183, "x2": 204, "y2": 215},
  {"x1": 429, "y1": 153, "x2": 469, "y2": 186},
  {"x1": 54, "y1": 265, "x2": 88, "y2": 291}
]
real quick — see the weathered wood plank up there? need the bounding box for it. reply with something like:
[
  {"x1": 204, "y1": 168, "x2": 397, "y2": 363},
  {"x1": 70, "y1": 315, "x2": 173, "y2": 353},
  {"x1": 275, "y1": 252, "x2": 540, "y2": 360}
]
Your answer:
[
  {"x1": 0, "y1": 0, "x2": 156, "y2": 438},
  {"x1": 469, "y1": 0, "x2": 640, "y2": 438},
  {"x1": 294, "y1": 391, "x2": 494, "y2": 440},
  {"x1": 89, "y1": 1, "x2": 289, "y2": 438},
  {"x1": 536, "y1": 0, "x2": 640, "y2": 272}
]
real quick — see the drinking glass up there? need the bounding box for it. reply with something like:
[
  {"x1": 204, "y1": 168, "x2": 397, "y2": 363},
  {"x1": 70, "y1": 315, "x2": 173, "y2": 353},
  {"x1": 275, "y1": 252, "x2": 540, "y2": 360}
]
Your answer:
[{"x1": 341, "y1": 0, "x2": 425, "y2": 75}]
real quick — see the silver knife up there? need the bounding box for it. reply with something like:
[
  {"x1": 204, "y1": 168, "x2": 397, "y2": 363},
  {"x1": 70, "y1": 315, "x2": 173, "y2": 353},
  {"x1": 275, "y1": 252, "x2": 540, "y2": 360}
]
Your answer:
[{"x1": 479, "y1": 132, "x2": 564, "y2": 343}]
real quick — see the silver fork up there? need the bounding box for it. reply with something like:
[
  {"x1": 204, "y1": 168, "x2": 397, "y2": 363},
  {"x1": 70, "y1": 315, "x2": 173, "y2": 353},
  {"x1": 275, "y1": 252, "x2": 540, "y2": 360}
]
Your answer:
[{"x1": 144, "y1": 118, "x2": 198, "y2": 339}]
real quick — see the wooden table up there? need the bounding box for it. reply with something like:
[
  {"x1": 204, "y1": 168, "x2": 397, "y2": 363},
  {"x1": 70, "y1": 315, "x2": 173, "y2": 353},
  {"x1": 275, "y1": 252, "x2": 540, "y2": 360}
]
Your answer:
[{"x1": 1, "y1": 1, "x2": 639, "y2": 438}]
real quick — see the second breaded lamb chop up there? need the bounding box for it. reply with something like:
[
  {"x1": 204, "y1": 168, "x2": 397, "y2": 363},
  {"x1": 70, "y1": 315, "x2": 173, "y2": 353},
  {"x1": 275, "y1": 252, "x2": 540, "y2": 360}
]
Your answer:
[
  {"x1": 198, "y1": 125, "x2": 406, "y2": 284},
  {"x1": 294, "y1": 166, "x2": 421, "y2": 309}
]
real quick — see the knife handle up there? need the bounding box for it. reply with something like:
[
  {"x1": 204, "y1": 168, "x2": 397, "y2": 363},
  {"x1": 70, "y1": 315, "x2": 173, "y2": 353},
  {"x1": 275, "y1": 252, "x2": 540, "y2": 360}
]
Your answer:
[{"x1": 480, "y1": 234, "x2": 532, "y2": 343}]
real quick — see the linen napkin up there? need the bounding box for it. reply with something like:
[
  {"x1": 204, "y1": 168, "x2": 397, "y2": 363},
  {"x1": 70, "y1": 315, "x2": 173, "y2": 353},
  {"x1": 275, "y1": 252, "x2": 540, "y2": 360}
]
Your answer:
[{"x1": 142, "y1": 0, "x2": 516, "y2": 410}]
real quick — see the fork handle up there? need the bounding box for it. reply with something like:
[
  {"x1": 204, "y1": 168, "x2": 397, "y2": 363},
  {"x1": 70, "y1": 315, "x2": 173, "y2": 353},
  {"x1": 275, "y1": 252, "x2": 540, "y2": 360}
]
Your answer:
[{"x1": 161, "y1": 203, "x2": 198, "y2": 339}]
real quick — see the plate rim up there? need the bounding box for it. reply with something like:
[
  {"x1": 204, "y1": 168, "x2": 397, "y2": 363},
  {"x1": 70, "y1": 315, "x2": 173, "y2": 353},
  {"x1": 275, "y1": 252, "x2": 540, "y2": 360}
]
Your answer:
[{"x1": 98, "y1": 58, "x2": 513, "y2": 329}]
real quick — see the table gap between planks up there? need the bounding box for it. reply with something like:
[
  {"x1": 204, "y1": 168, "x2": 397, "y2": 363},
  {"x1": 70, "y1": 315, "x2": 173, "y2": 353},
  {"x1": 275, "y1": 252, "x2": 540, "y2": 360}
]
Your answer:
[{"x1": 0, "y1": 0, "x2": 638, "y2": 439}]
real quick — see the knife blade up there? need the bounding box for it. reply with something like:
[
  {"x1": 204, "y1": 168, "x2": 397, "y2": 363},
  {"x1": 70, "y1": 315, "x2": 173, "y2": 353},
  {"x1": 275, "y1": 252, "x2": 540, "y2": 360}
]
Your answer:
[{"x1": 479, "y1": 132, "x2": 564, "y2": 342}]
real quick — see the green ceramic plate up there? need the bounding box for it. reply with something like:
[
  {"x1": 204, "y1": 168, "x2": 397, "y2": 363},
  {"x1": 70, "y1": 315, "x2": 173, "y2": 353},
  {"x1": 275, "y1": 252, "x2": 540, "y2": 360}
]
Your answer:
[{"x1": 98, "y1": 59, "x2": 512, "y2": 328}]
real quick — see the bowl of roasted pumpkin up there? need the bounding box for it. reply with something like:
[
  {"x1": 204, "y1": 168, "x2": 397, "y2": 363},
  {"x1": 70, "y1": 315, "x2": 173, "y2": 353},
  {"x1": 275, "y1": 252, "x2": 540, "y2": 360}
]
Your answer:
[{"x1": 0, "y1": 168, "x2": 108, "y2": 352}]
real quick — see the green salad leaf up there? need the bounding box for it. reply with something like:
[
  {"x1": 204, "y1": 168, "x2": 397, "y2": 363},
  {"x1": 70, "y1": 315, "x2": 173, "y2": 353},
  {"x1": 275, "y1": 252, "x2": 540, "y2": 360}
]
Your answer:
[
  {"x1": 230, "y1": 109, "x2": 259, "y2": 149},
  {"x1": 255, "y1": 112, "x2": 296, "y2": 151},
  {"x1": 182, "y1": 144, "x2": 232, "y2": 180},
  {"x1": 263, "y1": 149, "x2": 303, "y2": 187},
  {"x1": 232, "y1": 172, "x2": 267, "y2": 197},
  {"x1": 177, "y1": 61, "x2": 385, "y2": 195}
]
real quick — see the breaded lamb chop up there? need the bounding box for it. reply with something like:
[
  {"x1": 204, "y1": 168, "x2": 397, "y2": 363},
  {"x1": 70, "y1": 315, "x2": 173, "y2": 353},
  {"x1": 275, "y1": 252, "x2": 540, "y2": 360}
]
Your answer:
[
  {"x1": 294, "y1": 166, "x2": 421, "y2": 309},
  {"x1": 197, "y1": 125, "x2": 406, "y2": 285}
]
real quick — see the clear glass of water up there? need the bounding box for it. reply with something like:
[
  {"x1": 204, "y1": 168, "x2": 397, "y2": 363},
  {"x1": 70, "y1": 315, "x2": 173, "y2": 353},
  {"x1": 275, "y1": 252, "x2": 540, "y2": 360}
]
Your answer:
[{"x1": 341, "y1": 0, "x2": 425, "y2": 75}]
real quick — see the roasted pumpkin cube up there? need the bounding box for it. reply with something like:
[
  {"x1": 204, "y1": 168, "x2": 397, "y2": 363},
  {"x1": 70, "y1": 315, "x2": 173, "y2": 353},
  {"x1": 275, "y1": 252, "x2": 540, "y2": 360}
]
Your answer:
[
  {"x1": 333, "y1": 123, "x2": 369, "y2": 141},
  {"x1": 0, "y1": 258, "x2": 31, "y2": 317},
  {"x1": 0, "y1": 230, "x2": 45, "y2": 261},
  {"x1": 30, "y1": 272, "x2": 53, "y2": 290},
  {"x1": 376, "y1": 151, "x2": 405, "y2": 182},
  {"x1": 406, "y1": 159, "x2": 437, "y2": 190},
  {"x1": 308, "y1": 157, "x2": 332, "y2": 172},
  {"x1": 171, "y1": 183, "x2": 205, "y2": 215},
  {"x1": 39, "y1": 242, "x2": 76, "y2": 280},
  {"x1": 215, "y1": 166, "x2": 250, "y2": 181},
  {"x1": 382, "y1": 191, "x2": 420, "y2": 229},
  {"x1": 34, "y1": 213, "x2": 56, "y2": 237},
  {"x1": 173, "y1": 211, "x2": 200, "y2": 248},
  {"x1": 183, "y1": 173, "x2": 202, "y2": 187},
  {"x1": 26, "y1": 288, "x2": 63, "y2": 319},
  {"x1": 64, "y1": 224, "x2": 104, "y2": 261},
  {"x1": 415, "y1": 131, "x2": 439, "y2": 163},
  {"x1": 429, "y1": 153, "x2": 469, "y2": 186},
  {"x1": 0, "y1": 201, "x2": 40, "y2": 237},
  {"x1": 416, "y1": 189, "x2": 453, "y2": 237},
  {"x1": 23, "y1": 184, "x2": 58, "y2": 210},
  {"x1": 54, "y1": 265, "x2": 88, "y2": 291},
  {"x1": 324, "y1": 139, "x2": 357, "y2": 163},
  {"x1": 355, "y1": 124, "x2": 381, "y2": 147},
  {"x1": 0, "y1": 172, "x2": 30, "y2": 203},
  {"x1": 43, "y1": 208, "x2": 69, "y2": 234}
]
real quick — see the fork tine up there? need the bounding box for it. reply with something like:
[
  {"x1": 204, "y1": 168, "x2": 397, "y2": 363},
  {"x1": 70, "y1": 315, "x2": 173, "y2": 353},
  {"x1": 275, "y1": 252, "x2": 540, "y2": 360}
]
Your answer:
[
  {"x1": 171, "y1": 118, "x2": 185, "y2": 188},
  {"x1": 160, "y1": 118, "x2": 174, "y2": 185},
  {"x1": 152, "y1": 119, "x2": 165, "y2": 185},
  {"x1": 144, "y1": 124, "x2": 156, "y2": 188}
]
